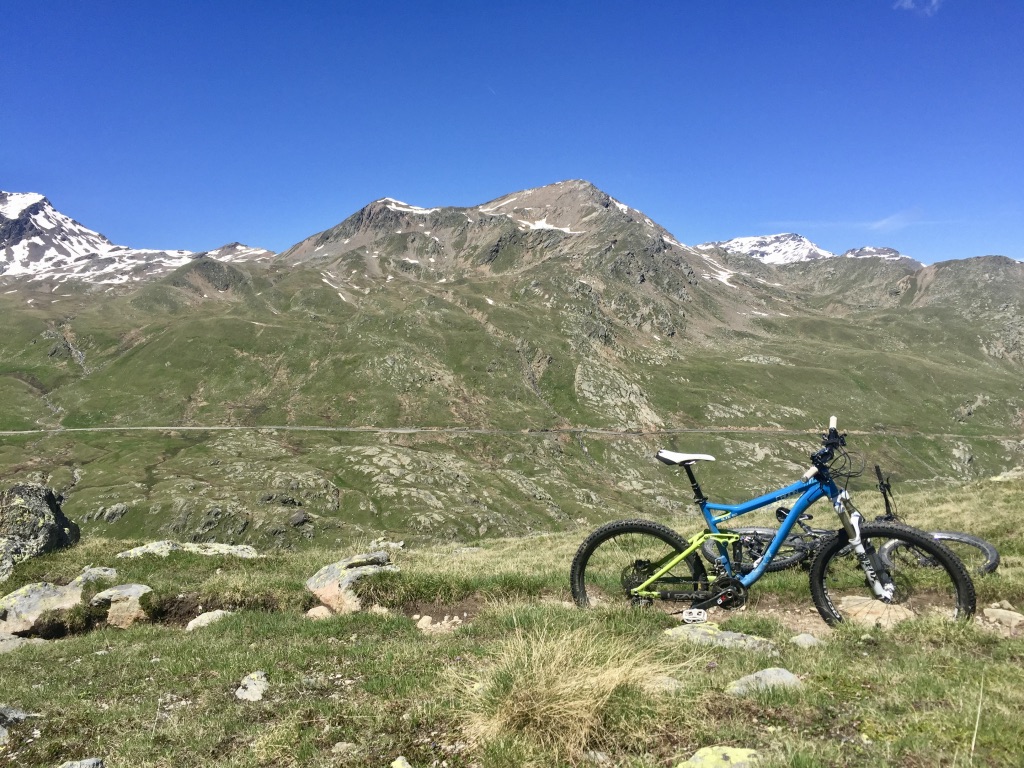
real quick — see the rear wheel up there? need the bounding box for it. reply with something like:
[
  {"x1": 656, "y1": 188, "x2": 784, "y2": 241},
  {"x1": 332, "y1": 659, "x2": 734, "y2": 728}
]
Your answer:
[
  {"x1": 879, "y1": 531, "x2": 1000, "y2": 576},
  {"x1": 570, "y1": 520, "x2": 707, "y2": 608},
  {"x1": 698, "y1": 526, "x2": 810, "y2": 573},
  {"x1": 809, "y1": 521, "x2": 975, "y2": 628}
]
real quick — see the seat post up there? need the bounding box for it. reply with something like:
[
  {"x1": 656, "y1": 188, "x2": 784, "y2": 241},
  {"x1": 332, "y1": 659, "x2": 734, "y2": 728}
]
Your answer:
[{"x1": 682, "y1": 462, "x2": 707, "y2": 504}]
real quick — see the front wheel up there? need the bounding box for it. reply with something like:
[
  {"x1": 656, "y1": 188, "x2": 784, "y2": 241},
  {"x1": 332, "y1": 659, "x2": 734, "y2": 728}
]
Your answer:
[
  {"x1": 880, "y1": 531, "x2": 1000, "y2": 576},
  {"x1": 570, "y1": 520, "x2": 707, "y2": 608},
  {"x1": 808, "y1": 521, "x2": 976, "y2": 628}
]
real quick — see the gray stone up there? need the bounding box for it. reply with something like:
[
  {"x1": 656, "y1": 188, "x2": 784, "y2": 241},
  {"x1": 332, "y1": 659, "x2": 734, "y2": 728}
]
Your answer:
[
  {"x1": 664, "y1": 623, "x2": 777, "y2": 653},
  {"x1": 70, "y1": 567, "x2": 118, "y2": 588},
  {"x1": 0, "y1": 631, "x2": 46, "y2": 653},
  {"x1": 0, "y1": 581, "x2": 83, "y2": 635},
  {"x1": 725, "y1": 667, "x2": 803, "y2": 696},
  {"x1": 186, "y1": 609, "x2": 232, "y2": 631},
  {"x1": 100, "y1": 503, "x2": 129, "y2": 523},
  {"x1": 983, "y1": 607, "x2": 1024, "y2": 629},
  {"x1": 789, "y1": 633, "x2": 822, "y2": 649},
  {"x1": 90, "y1": 584, "x2": 152, "y2": 629},
  {"x1": 306, "y1": 551, "x2": 396, "y2": 614},
  {"x1": 0, "y1": 484, "x2": 80, "y2": 583},
  {"x1": 0, "y1": 704, "x2": 42, "y2": 747},
  {"x1": 681, "y1": 745, "x2": 761, "y2": 766},
  {"x1": 648, "y1": 675, "x2": 686, "y2": 693},
  {"x1": 0, "y1": 705, "x2": 37, "y2": 725},
  {"x1": 837, "y1": 595, "x2": 915, "y2": 628},
  {"x1": 116, "y1": 540, "x2": 260, "y2": 559},
  {"x1": 235, "y1": 670, "x2": 268, "y2": 702},
  {"x1": 57, "y1": 761, "x2": 105, "y2": 768},
  {"x1": 391, "y1": 758, "x2": 414, "y2": 768},
  {"x1": 0, "y1": 564, "x2": 121, "y2": 635}
]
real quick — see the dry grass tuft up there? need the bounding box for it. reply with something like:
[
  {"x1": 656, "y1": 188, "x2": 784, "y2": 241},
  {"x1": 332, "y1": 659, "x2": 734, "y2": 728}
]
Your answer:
[{"x1": 453, "y1": 617, "x2": 694, "y2": 762}]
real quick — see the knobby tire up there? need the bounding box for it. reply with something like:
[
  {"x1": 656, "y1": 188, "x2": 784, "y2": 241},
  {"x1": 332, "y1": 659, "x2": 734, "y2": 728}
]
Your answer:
[
  {"x1": 570, "y1": 519, "x2": 707, "y2": 608},
  {"x1": 808, "y1": 521, "x2": 976, "y2": 627}
]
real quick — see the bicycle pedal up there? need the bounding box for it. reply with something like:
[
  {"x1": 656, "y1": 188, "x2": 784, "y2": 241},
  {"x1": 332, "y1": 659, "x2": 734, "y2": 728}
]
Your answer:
[{"x1": 681, "y1": 608, "x2": 708, "y2": 624}]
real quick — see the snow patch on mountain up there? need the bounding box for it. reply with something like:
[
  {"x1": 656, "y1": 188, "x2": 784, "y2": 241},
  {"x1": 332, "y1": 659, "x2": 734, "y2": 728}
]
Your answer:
[
  {"x1": 0, "y1": 192, "x2": 45, "y2": 219},
  {"x1": 697, "y1": 233, "x2": 917, "y2": 265},
  {"x1": 841, "y1": 246, "x2": 910, "y2": 261},
  {"x1": 382, "y1": 198, "x2": 439, "y2": 215},
  {"x1": 515, "y1": 217, "x2": 584, "y2": 234},
  {"x1": 696, "y1": 234, "x2": 835, "y2": 264}
]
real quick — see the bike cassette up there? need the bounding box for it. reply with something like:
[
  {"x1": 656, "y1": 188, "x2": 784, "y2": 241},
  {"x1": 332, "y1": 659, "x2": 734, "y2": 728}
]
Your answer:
[{"x1": 692, "y1": 577, "x2": 747, "y2": 610}]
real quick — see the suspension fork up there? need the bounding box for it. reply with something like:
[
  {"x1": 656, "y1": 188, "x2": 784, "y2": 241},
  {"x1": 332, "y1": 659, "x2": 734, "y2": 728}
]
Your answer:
[{"x1": 833, "y1": 491, "x2": 894, "y2": 601}]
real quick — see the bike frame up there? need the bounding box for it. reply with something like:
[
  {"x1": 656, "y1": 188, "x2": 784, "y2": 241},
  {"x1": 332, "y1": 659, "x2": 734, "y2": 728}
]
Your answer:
[
  {"x1": 630, "y1": 470, "x2": 841, "y2": 600},
  {"x1": 700, "y1": 476, "x2": 838, "y2": 584}
]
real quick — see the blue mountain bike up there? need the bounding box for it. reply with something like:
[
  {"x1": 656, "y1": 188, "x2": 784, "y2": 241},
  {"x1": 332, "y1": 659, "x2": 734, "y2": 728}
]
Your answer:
[{"x1": 570, "y1": 417, "x2": 976, "y2": 627}]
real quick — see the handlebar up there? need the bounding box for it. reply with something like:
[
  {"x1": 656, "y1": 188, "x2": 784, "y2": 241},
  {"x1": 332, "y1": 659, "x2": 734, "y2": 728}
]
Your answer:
[{"x1": 807, "y1": 415, "x2": 847, "y2": 479}]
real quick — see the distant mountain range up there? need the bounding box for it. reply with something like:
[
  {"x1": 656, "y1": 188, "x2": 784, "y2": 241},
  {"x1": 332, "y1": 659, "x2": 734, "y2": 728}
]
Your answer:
[
  {"x1": 696, "y1": 234, "x2": 920, "y2": 267},
  {"x1": 2, "y1": 184, "x2": 937, "y2": 285},
  {"x1": 1, "y1": 180, "x2": 1022, "y2": 548}
]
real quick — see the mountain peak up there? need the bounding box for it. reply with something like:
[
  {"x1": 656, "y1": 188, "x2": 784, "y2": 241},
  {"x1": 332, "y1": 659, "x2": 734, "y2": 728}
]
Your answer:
[
  {"x1": 0, "y1": 191, "x2": 272, "y2": 284},
  {"x1": 841, "y1": 245, "x2": 916, "y2": 264},
  {"x1": 696, "y1": 233, "x2": 835, "y2": 264},
  {"x1": 0, "y1": 191, "x2": 47, "y2": 219}
]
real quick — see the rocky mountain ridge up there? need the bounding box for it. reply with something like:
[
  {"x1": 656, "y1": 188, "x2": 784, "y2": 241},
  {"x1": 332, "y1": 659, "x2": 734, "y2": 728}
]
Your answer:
[
  {"x1": 0, "y1": 191, "x2": 273, "y2": 285},
  {"x1": 2, "y1": 183, "x2": 976, "y2": 292}
]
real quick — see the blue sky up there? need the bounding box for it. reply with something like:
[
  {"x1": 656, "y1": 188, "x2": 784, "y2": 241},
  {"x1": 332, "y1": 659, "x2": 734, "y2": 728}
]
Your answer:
[{"x1": 2, "y1": 1, "x2": 1021, "y2": 263}]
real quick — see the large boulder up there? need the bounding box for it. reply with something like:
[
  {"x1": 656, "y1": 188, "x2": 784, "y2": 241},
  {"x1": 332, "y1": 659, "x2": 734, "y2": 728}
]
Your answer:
[
  {"x1": 0, "y1": 567, "x2": 116, "y2": 636},
  {"x1": 0, "y1": 485, "x2": 80, "y2": 583},
  {"x1": 306, "y1": 551, "x2": 396, "y2": 614}
]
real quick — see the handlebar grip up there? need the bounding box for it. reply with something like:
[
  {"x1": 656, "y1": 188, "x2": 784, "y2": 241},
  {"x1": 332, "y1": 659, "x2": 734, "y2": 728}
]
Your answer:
[
  {"x1": 829, "y1": 416, "x2": 837, "y2": 430},
  {"x1": 874, "y1": 464, "x2": 884, "y2": 484}
]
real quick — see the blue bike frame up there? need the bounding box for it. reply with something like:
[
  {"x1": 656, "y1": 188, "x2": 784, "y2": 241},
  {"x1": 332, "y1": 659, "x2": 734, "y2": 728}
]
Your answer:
[{"x1": 701, "y1": 476, "x2": 840, "y2": 586}]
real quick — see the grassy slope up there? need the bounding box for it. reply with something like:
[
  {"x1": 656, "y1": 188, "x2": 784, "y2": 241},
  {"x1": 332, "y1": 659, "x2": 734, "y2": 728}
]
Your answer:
[
  {"x1": 1, "y1": 479, "x2": 1022, "y2": 768},
  {"x1": 0, "y1": 252, "x2": 1021, "y2": 552}
]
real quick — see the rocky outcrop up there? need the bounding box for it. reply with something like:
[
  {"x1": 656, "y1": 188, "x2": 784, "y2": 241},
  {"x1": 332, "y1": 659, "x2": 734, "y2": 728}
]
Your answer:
[
  {"x1": 90, "y1": 584, "x2": 152, "y2": 629},
  {"x1": 116, "y1": 540, "x2": 260, "y2": 559},
  {"x1": 305, "y1": 551, "x2": 396, "y2": 614},
  {"x1": 0, "y1": 484, "x2": 80, "y2": 582},
  {"x1": 0, "y1": 566, "x2": 114, "y2": 635}
]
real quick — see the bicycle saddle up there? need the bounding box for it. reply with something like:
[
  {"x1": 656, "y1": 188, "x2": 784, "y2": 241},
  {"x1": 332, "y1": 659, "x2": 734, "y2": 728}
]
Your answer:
[{"x1": 656, "y1": 450, "x2": 716, "y2": 466}]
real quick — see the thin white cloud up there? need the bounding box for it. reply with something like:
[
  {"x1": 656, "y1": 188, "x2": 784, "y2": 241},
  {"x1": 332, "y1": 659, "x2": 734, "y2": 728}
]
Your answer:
[
  {"x1": 893, "y1": 0, "x2": 943, "y2": 17},
  {"x1": 767, "y1": 209, "x2": 929, "y2": 233},
  {"x1": 868, "y1": 209, "x2": 922, "y2": 232}
]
